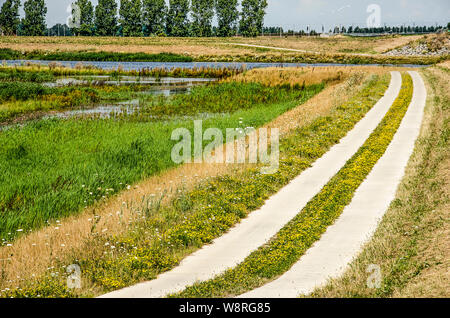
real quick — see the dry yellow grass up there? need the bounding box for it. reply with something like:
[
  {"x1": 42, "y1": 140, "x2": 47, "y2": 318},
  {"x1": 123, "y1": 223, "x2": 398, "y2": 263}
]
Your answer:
[
  {"x1": 310, "y1": 66, "x2": 449, "y2": 298},
  {"x1": 230, "y1": 66, "x2": 407, "y2": 87},
  {"x1": 229, "y1": 67, "x2": 345, "y2": 87},
  {"x1": 225, "y1": 34, "x2": 426, "y2": 54},
  {"x1": 0, "y1": 36, "x2": 254, "y2": 56},
  {"x1": 437, "y1": 60, "x2": 450, "y2": 69},
  {"x1": 0, "y1": 66, "x2": 394, "y2": 290},
  {"x1": 372, "y1": 35, "x2": 427, "y2": 53},
  {"x1": 392, "y1": 67, "x2": 449, "y2": 298},
  {"x1": 0, "y1": 34, "x2": 427, "y2": 56},
  {"x1": 0, "y1": 43, "x2": 249, "y2": 57}
]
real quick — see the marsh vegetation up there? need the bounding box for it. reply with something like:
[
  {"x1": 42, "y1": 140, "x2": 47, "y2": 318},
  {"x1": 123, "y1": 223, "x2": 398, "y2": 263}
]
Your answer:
[{"x1": 0, "y1": 64, "x2": 324, "y2": 243}]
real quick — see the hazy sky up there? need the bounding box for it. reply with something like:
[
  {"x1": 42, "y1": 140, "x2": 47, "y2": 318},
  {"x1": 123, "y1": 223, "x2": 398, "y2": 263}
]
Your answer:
[{"x1": 7, "y1": 0, "x2": 450, "y2": 31}]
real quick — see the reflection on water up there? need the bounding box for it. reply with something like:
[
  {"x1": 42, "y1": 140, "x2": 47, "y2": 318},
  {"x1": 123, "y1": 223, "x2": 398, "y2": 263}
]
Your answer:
[
  {"x1": 43, "y1": 76, "x2": 217, "y2": 87},
  {"x1": 45, "y1": 76, "x2": 211, "y2": 119},
  {"x1": 4, "y1": 59, "x2": 427, "y2": 71},
  {"x1": 49, "y1": 105, "x2": 138, "y2": 119},
  {"x1": 0, "y1": 76, "x2": 214, "y2": 128}
]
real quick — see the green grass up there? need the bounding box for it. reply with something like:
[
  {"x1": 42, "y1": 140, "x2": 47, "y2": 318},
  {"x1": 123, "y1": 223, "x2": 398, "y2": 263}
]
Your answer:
[
  {"x1": 0, "y1": 73, "x2": 389, "y2": 298},
  {"x1": 0, "y1": 83, "x2": 100, "y2": 123},
  {"x1": 0, "y1": 79, "x2": 243, "y2": 123},
  {"x1": 0, "y1": 67, "x2": 55, "y2": 82},
  {"x1": 0, "y1": 82, "x2": 323, "y2": 241},
  {"x1": 0, "y1": 65, "x2": 242, "y2": 81},
  {"x1": 132, "y1": 82, "x2": 320, "y2": 119},
  {"x1": 0, "y1": 49, "x2": 193, "y2": 62},
  {"x1": 196, "y1": 51, "x2": 446, "y2": 65},
  {"x1": 0, "y1": 82, "x2": 52, "y2": 101},
  {"x1": 0, "y1": 65, "x2": 246, "y2": 123},
  {"x1": 0, "y1": 65, "x2": 242, "y2": 80},
  {"x1": 0, "y1": 82, "x2": 100, "y2": 102}
]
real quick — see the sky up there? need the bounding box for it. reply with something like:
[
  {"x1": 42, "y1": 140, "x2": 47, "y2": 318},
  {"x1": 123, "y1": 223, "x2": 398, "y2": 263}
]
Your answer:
[{"x1": 7, "y1": 0, "x2": 450, "y2": 31}]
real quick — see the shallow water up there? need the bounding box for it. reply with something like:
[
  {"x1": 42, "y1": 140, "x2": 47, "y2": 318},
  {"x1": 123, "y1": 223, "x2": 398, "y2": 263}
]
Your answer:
[
  {"x1": 45, "y1": 83, "x2": 206, "y2": 119},
  {"x1": 4, "y1": 60, "x2": 427, "y2": 71},
  {"x1": 44, "y1": 97, "x2": 138, "y2": 119},
  {"x1": 43, "y1": 76, "x2": 217, "y2": 87},
  {"x1": 0, "y1": 76, "x2": 213, "y2": 126}
]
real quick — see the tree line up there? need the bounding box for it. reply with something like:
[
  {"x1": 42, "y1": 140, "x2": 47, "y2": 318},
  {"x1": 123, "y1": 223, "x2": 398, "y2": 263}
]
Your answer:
[
  {"x1": 340, "y1": 25, "x2": 446, "y2": 35},
  {"x1": 264, "y1": 25, "x2": 447, "y2": 36},
  {"x1": 0, "y1": 0, "x2": 269, "y2": 37}
]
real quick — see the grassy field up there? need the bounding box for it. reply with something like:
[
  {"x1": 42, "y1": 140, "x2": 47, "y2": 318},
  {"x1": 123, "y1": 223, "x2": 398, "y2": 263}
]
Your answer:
[
  {"x1": 0, "y1": 34, "x2": 447, "y2": 64},
  {"x1": 0, "y1": 64, "x2": 240, "y2": 80},
  {"x1": 0, "y1": 67, "x2": 373, "y2": 293},
  {"x1": 0, "y1": 65, "x2": 381, "y2": 296},
  {"x1": 0, "y1": 79, "x2": 325, "y2": 242},
  {"x1": 0, "y1": 34, "x2": 428, "y2": 55},
  {"x1": 0, "y1": 56, "x2": 446, "y2": 298},
  {"x1": 0, "y1": 69, "x2": 394, "y2": 298}
]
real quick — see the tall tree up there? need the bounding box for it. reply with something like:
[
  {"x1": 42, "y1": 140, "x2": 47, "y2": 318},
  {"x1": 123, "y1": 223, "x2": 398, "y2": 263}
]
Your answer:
[
  {"x1": 0, "y1": 0, "x2": 20, "y2": 35},
  {"x1": 239, "y1": 0, "x2": 268, "y2": 37},
  {"x1": 119, "y1": 0, "x2": 143, "y2": 36},
  {"x1": 22, "y1": 0, "x2": 46, "y2": 36},
  {"x1": 191, "y1": 0, "x2": 214, "y2": 37},
  {"x1": 215, "y1": 0, "x2": 238, "y2": 37},
  {"x1": 166, "y1": 0, "x2": 189, "y2": 37},
  {"x1": 94, "y1": 0, "x2": 118, "y2": 36},
  {"x1": 142, "y1": 0, "x2": 166, "y2": 36},
  {"x1": 70, "y1": 0, "x2": 94, "y2": 36}
]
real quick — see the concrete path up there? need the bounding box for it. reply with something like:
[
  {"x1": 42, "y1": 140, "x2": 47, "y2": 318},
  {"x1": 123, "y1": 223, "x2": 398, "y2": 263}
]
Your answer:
[
  {"x1": 241, "y1": 71, "x2": 426, "y2": 298},
  {"x1": 226, "y1": 43, "x2": 310, "y2": 53},
  {"x1": 224, "y1": 43, "x2": 374, "y2": 57},
  {"x1": 100, "y1": 72, "x2": 402, "y2": 298}
]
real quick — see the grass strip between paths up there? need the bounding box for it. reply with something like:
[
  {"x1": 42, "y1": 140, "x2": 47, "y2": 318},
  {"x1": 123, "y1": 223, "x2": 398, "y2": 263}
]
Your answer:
[
  {"x1": 1, "y1": 74, "x2": 389, "y2": 297},
  {"x1": 173, "y1": 73, "x2": 413, "y2": 298}
]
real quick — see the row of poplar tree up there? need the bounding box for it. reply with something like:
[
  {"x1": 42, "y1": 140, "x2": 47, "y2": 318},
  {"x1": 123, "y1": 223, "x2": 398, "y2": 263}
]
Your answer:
[{"x1": 0, "y1": 0, "x2": 269, "y2": 37}]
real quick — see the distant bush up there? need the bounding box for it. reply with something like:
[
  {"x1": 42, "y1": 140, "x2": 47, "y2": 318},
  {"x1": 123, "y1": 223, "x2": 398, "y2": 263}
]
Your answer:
[
  {"x1": 0, "y1": 82, "x2": 98, "y2": 104},
  {"x1": 0, "y1": 82, "x2": 50, "y2": 101},
  {"x1": 0, "y1": 48, "x2": 21, "y2": 60},
  {"x1": 0, "y1": 69, "x2": 54, "y2": 82}
]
